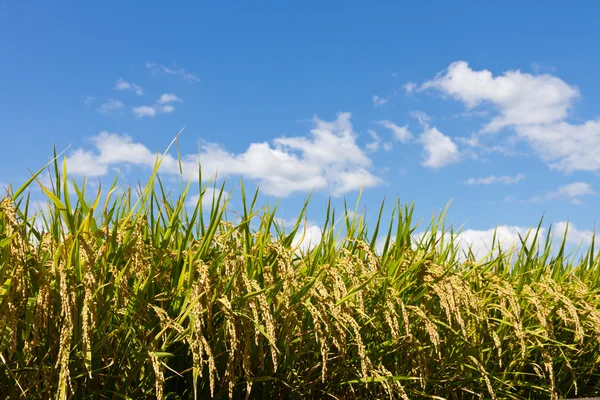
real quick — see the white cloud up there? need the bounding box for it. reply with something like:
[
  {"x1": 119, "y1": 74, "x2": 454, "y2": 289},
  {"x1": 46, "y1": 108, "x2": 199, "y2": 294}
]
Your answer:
[
  {"x1": 553, "y1": 221, "x2": 595, "y2": 246},
  {"x1": 114, "y1": 79, "x2": 143, "y2": 96},
  {"x1": 419, "y1": 61, "x2": 579, "y2": 133},
  {"x1": 66, "y1": 113, "x2": 381, "y2": 197},
  {"x1": 419, "y1": 127, "x2": 461, "y2": 168},
  {"x1": 132, "y1": 106, "x2": 157, "y2": 118},
  {"x1": 366, "y1": 129, "x2": 380, "y2": 152},
  {"x1": 547, "y1": 182, "x2": 595, "y2": 205},
  {"x1": 463, "y1": 173, "x2": 525, "y2": 185},
  {"x1": 277, "y1": 218, "x2": 323, "y2": 252},
  {"x1": 133, "y1": 93, "x2": 183, "y2": 117},
  {"x1": 410, "y1": 110, "x2": 432, "y2": 127},
  {"x1": 373, "y1": 95, "x2": 391, "y2": 106},
  {"x1": 403, "y1": 81, "x2": 417, "y2": 94},
  {"x1": 376, "y1": 120, "x2": 413, "y2": 143},
  {"x1": 531, "y1": 63, "x2": 557, "y2": 74},
  {"x1": 293, "y1": 221, "x2": 322, "y2": 252},
  {"x1": 524, "y1": 182, "x2": 596, "y2": 205},
  {"x1": 552, "y1": 182, "x2": 596, "y2": 198},
  {"x1": 515, "y1": 120, "x2": 600, "y2": 173},
  {"x1": 84, "y1": 96, "x2": 96, "y2": 106},
  {"x1": 381, "y1": 225, "x2": 542, "y2": 260},
  {"x1": 376, "y1": 115, "x2": 460, "y2": 169},
  {"x1": 420, "y1": 223, "x2": 585, "y2": 260},
  {"x1": 66, "y1": 132, "x2": 160, "y2": 177},
  {"x1": 454, "y1": 225, "x2": 541, "y2": 260},
  {"x1": 99, "y1": 99, "x2": 124, "y2": 115},
  {"x1": 66, "y1": 149, "x2": 107, "y2": 177},
  {"x1": 381, "y1": 221, "x2": 596, "y2": 260},
  {"x1": 158, "y1": 93, "x2": 183, "y2": 104},
  {"x1": 146, "y1": 62, "x2": 200, "y2": 82},
  {"x1": 412, "y1": 61, "x2": 600, "y2": 174}
]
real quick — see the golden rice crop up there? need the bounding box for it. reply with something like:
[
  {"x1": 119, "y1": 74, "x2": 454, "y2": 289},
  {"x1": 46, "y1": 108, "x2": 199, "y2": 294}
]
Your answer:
[{"x1": 0, "y1": 155, "x2": 600, "y2": 399}]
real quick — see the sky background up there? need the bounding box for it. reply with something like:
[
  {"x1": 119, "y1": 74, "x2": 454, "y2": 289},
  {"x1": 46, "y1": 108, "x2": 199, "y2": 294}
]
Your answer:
[{"x1": 1, "y1": 1, "x2": 600, "y2": 256}]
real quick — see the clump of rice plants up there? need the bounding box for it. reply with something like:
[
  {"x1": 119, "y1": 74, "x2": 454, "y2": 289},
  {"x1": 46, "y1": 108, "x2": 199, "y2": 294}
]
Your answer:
[{"x1": 1, "y1": 155, "x2": 600, "y2": 399}]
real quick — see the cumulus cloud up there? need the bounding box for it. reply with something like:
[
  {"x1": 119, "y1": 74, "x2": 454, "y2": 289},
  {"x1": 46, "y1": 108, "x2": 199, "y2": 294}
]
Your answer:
[
  {"x1": 277, "y1": 218, "x2": 323, "y2": 252},
  {"x1": 421, "y1": 221, "x2": 594, "y2": 260},
  {"x1": 455, "y1": 221, "x2": 595, "y2": 260},
  {"x1": 294, "y1": 222, "x2": 322, "y2": 252},
  {"x1": 462, "y1": 173, "x2": 525, "y2": 185},
  {"x1": 553, "y1": 221, "x2": 595, "y2": 246},
  {"x1": 146, "y1": 62, "x2": 200, "y2": 82},
  {"x1": 99, "y1": 99, "x2": 124, "y2": 115},
  {"x1": 419, "y1": 61, "x2": 579, "y2": 133},
  {"x1": 66, "y1": 113, "x2": 381, "y2": 197},
  {"x1": 412, "y1": 61, "x2": 600, "y2": 174},
  {"x1": 454, "y1": 225, "x2": 541, "y2": 259},
  {"x1": 114, "y1": 79, "x2": 143, "y2": 96},
  {"x1": 419, "y1": 127, "x2": 461, "y2": 168}
]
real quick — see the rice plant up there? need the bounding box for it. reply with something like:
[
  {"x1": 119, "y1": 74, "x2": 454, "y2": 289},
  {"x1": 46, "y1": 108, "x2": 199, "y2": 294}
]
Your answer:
[{"x1": 1, "y1": 153, "x2": 600, "y2": 399}]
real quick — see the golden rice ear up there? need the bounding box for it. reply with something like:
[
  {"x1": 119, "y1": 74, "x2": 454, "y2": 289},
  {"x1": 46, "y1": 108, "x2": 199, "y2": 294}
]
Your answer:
[{"x1": 2, "y1": 150, "x2": 600, "y2": 399}]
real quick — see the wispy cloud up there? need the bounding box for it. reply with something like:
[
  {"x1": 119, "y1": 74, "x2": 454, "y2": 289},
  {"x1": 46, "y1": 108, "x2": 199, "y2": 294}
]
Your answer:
[
  {"x1": 531, "y1": 62, "x2": 557, "y2": 74},
  {"x1": 145, "y1": 62, "x2": 200, "y2": 82},
  {"x1": 365, "y1": 129, "x2": 381, "y2": 152},
  {"x1": 403, "y1": 81, "x2": 417, "y2": 95},
  {"x1": 99, "y1": 98, "x2": 124, "y2": 115},
  {"x1": 462, "y1": 173, "x2": 525, "y2": 185},
  {"x1": 372, "y1": 95, "x2": 391, "y2": 106},
  {"x1": 132, "y1": 106, "x2": 157, "y2": 118},
  {"x1": 507, "y1": 182, "x2": 597, "y2": 205},
  {"x1": 376, "y1": 120, "x2": 413, "y2": 143},
  {"x1": 114, "y1": 79, "x2": 143, "y2": 96},
  {"x1": 409, "y1": 110, "x2": 432, "y2": 127},
  {"x1": 84, "y1": 96, "x2": 96, "y2": 106},
  {"x1": 544, "y1": 182, "x2": 596, "y2": 205},
  {"x1": 157, "y1": 93, "x2": 183, "y2": 104},
  {"x1": 132, "y1": 93, "x2": 183, "y2": 118}
]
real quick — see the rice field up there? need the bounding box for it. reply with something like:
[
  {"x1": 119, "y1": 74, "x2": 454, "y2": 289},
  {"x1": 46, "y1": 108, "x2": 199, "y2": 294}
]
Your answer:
[{"x1": 1, "y1": 156, "x2": 600, "y2": 399}]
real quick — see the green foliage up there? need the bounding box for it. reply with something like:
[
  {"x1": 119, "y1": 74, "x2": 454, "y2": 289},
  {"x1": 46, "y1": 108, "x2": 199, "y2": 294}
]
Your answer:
[{"x1": 1, "y1": 156, "x2": 600, "y2": 399}]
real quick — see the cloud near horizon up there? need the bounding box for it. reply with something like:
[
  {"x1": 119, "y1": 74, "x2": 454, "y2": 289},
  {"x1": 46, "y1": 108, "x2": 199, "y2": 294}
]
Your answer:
[{"x1": 66, "y1": 112, "x2": 382, "y2": 197}]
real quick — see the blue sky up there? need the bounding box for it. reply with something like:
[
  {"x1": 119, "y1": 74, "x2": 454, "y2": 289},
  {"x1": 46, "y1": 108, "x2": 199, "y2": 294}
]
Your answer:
[{"x1": 2, "y1": 1, "x2": 600, "y2": 256}]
